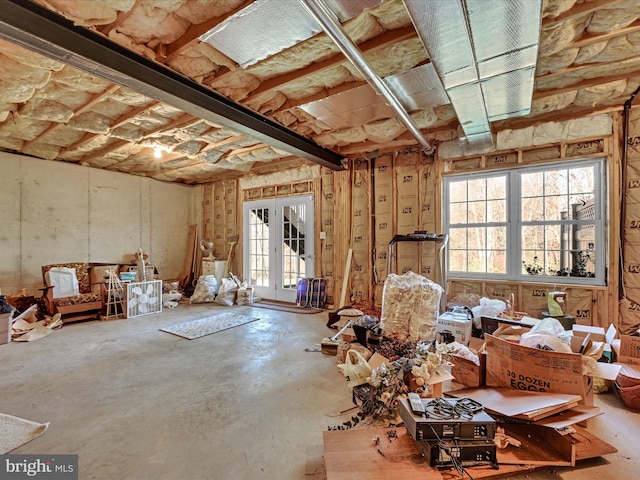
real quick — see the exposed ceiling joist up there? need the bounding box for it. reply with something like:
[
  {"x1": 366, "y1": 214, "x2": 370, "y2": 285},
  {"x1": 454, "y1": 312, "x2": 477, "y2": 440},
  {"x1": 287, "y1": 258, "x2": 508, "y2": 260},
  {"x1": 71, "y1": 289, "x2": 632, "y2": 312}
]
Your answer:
[
  {"x1": 0, "y1": 0, "x2": 345, "y2": 171},
  {"x1": 160, "y1": 0, "x2": 254, "y2": 62},
  {"x1": 244, "y1": 25, "x2": 418, "y2": 102},
  {"x1": 542, "y1": 0, "x2": 625, "y2": 27}
]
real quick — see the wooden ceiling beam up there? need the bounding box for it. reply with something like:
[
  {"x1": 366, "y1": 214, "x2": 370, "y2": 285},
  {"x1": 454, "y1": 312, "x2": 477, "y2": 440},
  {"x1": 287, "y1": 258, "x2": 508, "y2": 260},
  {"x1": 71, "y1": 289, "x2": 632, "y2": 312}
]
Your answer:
[
  {"x1": 243, "y1": 26, "x2": 417, "y2": 102},
  {"x1": 194, "y1": 157, "x2": 303, "y2": 184},
  {"x1": 61, "y1": 101, "x2": 158, "y2": 155},
  {"x1": 495, "y1": 104, "x2": 622, "y2": 132},
  {"x1": 159, "y1": 0, "x2": 254, "y2": 62},
  {"x1": 534, "y1": 68, "x2": 640, "y2": 99},
  {"x1": 536, "y1": 55, "x2": 640, "y2": 84},
  {"x1": 128, "y1": 152, "x2": 189, "y2": 174},
  {"x1": 279, "y1": 80, "x2": 369, "y2": 112},
  {"x1": 82, "y1": 138, "x2": 131, "y2": 161},
  {"x1": 566, "y1": 19, "x2": 640, "y2": 51},
  {"x1": 78, "y1": 114, "x2": 194, "y2": 163},
  {"x1": 542, "y1": 0, "x2": 624, "y2": 28},
  {"x1": 98, "y1": 0, "x2": 139, "y2": 36},
  {"x1": 152, "y1": 114, "x2": 201, "y2": 134},
  {"x1": 22, "y1": 84, "x2": 120, "y2": 150},
  {"x1": 142, "y1": 134, "x2": 247, "y2": 170},
  {"x1": 223, "y1": 143, "x2": 267, "y2": 157}
]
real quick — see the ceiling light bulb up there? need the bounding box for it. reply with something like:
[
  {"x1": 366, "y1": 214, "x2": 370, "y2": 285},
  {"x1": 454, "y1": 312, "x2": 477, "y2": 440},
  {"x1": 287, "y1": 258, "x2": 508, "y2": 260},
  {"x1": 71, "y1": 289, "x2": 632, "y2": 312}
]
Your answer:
[{"x1": 154, "y1": 147, "x2": 162, "y2": 159}]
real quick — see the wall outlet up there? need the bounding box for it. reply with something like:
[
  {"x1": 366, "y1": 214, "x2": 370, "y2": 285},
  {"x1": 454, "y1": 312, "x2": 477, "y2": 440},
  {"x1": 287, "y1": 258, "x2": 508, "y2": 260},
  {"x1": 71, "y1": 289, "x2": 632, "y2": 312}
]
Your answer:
[{"x1": 319, "y1": 231, "x2": 327, "y2": 239}]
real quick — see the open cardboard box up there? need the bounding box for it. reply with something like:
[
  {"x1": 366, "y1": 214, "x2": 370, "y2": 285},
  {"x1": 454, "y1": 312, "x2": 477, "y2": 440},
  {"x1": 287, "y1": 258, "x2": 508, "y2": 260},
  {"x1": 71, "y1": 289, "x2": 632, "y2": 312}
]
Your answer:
[
  {"x1": 610, "y1": 326, "x2": 640, "y2": 365},
  {"x1": 448, "y1": 337, "x2": 486, "y2": 388},
  {"x1": 484, "y1": 327, "x2": 621, "y2": 406}
]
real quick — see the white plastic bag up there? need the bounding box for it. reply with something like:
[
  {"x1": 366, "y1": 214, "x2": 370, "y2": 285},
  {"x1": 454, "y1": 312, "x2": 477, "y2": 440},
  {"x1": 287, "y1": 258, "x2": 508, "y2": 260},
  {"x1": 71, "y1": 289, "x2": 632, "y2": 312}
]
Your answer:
[
  {"x1": 519, "y1": 317, "x2": 572, "y2": 352},
  {"x1": 189, "y1": 275, "x2": 218, "y2": 303},
  {"x1": 162, "y1": 290, "x2": 182, "y2": 308},
  {"x1": 337, "y1": 350, "x2": 373, "y2": 389},
  {"x1": 214, "y1": 278, "x2": 238, "y2": 306},
  {"x1": 471, "y1": 297, "x2": 507, "y2": 328}
]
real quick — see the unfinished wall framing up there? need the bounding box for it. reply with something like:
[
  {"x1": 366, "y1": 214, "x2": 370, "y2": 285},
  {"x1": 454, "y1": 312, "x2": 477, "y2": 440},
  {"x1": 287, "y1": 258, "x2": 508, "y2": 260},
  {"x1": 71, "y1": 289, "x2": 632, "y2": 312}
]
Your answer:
[
  {"x1": 621, "y1": 106, "x2": 640, "y2": 333},
  {"x1": 202, "y1": 114, "x2": 630, "y2": 330}
]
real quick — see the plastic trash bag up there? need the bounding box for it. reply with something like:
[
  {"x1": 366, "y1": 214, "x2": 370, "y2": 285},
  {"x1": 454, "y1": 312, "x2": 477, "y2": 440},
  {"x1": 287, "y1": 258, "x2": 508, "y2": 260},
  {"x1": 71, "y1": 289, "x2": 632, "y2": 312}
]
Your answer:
[
  {"x1": 189, "y1": 275, "x2": 218, "y2": 303},
  {"x1": 471, "y1": 297, "x2": 507, "y2": 328}
]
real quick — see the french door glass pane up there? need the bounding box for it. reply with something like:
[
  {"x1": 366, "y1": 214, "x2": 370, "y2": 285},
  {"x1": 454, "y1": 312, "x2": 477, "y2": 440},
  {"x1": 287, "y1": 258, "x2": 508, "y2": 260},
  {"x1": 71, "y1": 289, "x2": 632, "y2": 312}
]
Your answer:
[
  {"x1": 281, "y1": 203, "x2": 306, "y2": 290},
  {"x1": 249, "y1": 208, "x2": 269, "y2": 287}
]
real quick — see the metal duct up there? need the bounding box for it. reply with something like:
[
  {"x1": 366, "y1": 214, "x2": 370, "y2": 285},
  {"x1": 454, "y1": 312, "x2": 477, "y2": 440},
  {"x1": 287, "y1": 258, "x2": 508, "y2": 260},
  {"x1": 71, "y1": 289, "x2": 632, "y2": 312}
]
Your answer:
[
  {"x1": 404, "y1": 0, "x2": 542, "y2": 145},
  {"x1": 0, "y1": 0, "x2": 345, "y2": 171},
  {"x1": 299, "y1": 0, "x2": 435, "y2": 153},
  {"x1": 200, "y1": 0, "x2": 384, "y2": 68}
]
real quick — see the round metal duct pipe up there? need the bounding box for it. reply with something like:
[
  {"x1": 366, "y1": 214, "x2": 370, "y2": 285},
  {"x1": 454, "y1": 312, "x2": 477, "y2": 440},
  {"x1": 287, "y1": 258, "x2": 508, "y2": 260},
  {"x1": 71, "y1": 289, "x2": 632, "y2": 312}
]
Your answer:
[{"x1": 299, "y1": 0, "x2": 435, "y2": 154}]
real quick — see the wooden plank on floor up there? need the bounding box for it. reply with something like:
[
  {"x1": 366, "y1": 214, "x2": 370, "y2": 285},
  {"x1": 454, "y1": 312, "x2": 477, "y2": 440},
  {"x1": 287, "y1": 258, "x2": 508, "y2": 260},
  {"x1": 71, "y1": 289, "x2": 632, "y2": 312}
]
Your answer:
[
  {"x1": 323, "y1": 427, "x2": 439, "y2": 480},
  {"x1": 497, "y1": 423, "x2": 576, "y2": 466},
  {"x1": 572, "y1": 424, "x2": 618, "y2": 460}
]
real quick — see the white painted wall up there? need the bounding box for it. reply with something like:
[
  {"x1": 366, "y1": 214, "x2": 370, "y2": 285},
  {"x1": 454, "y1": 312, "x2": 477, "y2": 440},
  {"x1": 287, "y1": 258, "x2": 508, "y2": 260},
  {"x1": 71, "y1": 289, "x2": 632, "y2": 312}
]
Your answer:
[{"x1": 0, "y1": 152, "x2": 202, "y2": 296}]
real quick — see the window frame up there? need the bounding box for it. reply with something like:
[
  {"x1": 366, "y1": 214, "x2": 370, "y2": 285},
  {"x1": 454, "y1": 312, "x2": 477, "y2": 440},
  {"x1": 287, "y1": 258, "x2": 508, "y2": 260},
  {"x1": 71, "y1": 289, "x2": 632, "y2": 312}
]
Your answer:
[{"x1": 443, "y1": 158, "x2": 606, "y2": 286}]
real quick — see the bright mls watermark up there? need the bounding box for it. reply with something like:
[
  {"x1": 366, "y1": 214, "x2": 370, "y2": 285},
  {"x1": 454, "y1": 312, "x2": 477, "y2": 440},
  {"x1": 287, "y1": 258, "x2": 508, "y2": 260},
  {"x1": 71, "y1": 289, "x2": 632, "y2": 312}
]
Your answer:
[{"x1": 0, "y1": 455, "x2": 77, "y2": 479}]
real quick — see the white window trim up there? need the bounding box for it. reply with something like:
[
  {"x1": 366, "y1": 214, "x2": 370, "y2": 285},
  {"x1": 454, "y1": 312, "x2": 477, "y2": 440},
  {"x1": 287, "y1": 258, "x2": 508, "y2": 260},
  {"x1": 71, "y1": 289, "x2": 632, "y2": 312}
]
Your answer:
[{"x1": 443, "y1": 158, "x2": 606, "y2": 286}]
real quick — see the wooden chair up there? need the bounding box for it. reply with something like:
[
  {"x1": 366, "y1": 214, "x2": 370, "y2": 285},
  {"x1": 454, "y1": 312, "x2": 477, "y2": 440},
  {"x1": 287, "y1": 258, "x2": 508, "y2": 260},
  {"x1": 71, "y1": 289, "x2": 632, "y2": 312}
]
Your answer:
[{"x1": 39, "y1": 263, "x2": 104, "y2": 323}]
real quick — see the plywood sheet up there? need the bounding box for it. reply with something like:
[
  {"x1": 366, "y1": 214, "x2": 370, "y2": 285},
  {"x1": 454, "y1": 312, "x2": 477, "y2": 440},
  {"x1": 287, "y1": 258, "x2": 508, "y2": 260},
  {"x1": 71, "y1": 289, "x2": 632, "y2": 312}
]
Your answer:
[
  {"x1": 323, "y1": 427, "x2": 438, "y2": 480},
  {"x1": 497, "y1": 423, "x2": 575, "y2": 466},
  {"x1": 324, "y1": 427, "x2": 560, "y2": 480},
  {"x1": 535, "y1": 405, "x2": 603, "y2": 429}
]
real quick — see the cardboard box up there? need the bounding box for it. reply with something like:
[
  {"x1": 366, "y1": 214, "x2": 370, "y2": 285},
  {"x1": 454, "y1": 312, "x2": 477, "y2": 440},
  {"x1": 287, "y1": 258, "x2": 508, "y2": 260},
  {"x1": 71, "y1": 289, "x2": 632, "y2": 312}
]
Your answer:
[
  {"x1": 616, "y1": 335, "x2": 640, "y2": 365},
  {"x1": 236, "y1": 287, "x2": 254, "y2": 305},
  {"x1": 449, "y1": 337, "x2": 486, "y2": 388},
  {"x1": 484, "y1": 333, "x2": 620, "y2": 406},
  {"x1": 436, "y1": 312, "x2": 472, "y2": 345},
  {"x1": 449, "y1": 354, "x2": 486, "y2": 388},
  {"x1": 0, "y1": 313, "x2": 12, "y2": 345},
  {"x1": 572, "y1": 324, "x2": 606, "y2": 343}
]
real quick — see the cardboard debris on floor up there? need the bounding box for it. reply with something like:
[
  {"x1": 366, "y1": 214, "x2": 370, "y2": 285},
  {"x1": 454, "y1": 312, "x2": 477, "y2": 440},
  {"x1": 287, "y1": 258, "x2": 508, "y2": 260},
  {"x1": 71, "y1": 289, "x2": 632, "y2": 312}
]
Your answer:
[{"x1": 323, "y1": 311, "x2": 625, "y2": 479}]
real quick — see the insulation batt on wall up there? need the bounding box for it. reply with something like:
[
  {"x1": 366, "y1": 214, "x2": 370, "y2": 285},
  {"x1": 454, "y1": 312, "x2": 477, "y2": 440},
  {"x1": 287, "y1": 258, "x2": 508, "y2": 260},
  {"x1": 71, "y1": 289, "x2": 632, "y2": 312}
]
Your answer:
[
  {"x1": 321, "y1": 168, "x2": 335, "y2": 306},
  {"x1": 203, "y1": 185, "x2": 214, "y2": 246},
  {"x1": 419, "y1": 158, "x2": 438, "y2": 279},
  {"x1": 482, "y1": 283, "x2": 518, "y2": 304},
  {"x1": 565, "y1": 288, "x2": 594, "y2": 324},
  {"x1": 373, "y1": 153, "x2": 394, "y2": 306},
  {"x1": 213, "y1": 183, "x2": 226, "y2": 258},
  {"x1": 622, "y1": 108, "x2": 640, "y2": 332},
  {"x1": 350, "y1": 158, "x2": 371, "y2": 305},
  {"x1": 448, "y1": 280, "x2": 483, "y2": 298}
]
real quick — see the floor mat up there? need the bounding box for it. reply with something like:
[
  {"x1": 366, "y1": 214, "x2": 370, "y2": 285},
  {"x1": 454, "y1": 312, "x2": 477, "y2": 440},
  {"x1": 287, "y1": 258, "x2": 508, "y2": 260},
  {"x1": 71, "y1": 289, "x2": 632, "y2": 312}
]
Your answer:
[
  {"x1": 0, "y1": 413, "x2": 49, "y2": 454},
  {"x1": 247, "y1": 300, "x2": 324, "y2": 314},
  {"x1": 160, "y1": 312, "x2": 261, "y2": 339}
]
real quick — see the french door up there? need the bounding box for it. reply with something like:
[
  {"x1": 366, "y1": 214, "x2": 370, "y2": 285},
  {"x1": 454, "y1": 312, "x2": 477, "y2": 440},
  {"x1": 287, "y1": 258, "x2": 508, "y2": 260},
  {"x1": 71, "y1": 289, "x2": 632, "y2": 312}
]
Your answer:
[{"x1": 243, "y1": 195, "x2": 314, "y2": 303}]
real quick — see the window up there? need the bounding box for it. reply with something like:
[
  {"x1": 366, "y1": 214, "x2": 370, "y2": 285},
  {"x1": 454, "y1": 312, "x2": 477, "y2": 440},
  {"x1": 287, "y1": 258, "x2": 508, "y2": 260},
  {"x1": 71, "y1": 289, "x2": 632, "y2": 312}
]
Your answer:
[{"x1": 444, "y1": 159, "x2": 606, "y2": 285}]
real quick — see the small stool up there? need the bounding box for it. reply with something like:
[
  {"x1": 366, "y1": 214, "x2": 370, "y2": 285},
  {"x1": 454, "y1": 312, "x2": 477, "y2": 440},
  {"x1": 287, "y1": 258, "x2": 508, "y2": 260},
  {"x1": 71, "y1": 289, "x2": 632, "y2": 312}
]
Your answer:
[{"x1": 541, "y1": 311, "x2": 575, "y2": 330}]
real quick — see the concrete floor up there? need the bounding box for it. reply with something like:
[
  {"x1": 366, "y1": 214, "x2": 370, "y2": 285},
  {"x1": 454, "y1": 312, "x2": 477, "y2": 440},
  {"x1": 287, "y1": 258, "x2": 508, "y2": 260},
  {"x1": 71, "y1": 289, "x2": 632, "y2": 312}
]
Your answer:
[{"x1": 1, "y1": 303, "x2": 639, "y2": 480}]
